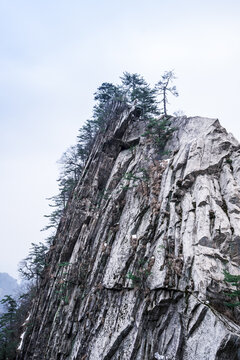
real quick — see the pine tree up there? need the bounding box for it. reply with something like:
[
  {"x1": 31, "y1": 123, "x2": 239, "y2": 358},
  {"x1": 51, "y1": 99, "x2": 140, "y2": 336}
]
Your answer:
[
  {"x1": 155, "y1": 70, "x2": 179, "y2": 116},
  {"x1": 120, "y1": 72, "x2": 158, "y2": 119},
  {"x1": 0, "y1": 296, "x2": 18, "y2": 360},
  {"x1": 18, "y1": 242, "x2": 48, "y2": 287},
  {"x1": 93, "y1": 82, "x2": 124, "y2": 130},
  {"x1": 93, "y1": 82, "x2": 123, "y2": 104}
]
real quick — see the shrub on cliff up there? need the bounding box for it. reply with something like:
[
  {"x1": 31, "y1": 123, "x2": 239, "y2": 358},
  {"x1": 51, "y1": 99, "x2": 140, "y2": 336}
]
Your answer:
[
  {"x1": 142, "y1": 116, "x2": 175, "y2": 153},
  {"x1": 224, "y1": 270, "x2": 240, "y2": 307}
]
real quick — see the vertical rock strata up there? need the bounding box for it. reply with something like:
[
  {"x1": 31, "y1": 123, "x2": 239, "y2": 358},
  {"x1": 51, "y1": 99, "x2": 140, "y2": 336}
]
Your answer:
[{"x1": 19, "y1": 103, "x2": 240, "y2": 359}]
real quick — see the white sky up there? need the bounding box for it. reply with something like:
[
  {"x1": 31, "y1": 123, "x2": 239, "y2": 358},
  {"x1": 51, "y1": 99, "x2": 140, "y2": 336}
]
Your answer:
[{"x1": 0, "y1": 0, "x2": 240, "y2": 279}]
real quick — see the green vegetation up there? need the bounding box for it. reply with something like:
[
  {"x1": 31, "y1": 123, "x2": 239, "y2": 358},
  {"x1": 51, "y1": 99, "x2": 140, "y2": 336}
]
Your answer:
[
  {"x1": 0, "y1": 296, "x2": 18, "y2": 360},
  {"x1": 127, "y1": 269, "x2": 151, "y2": 288},
  {"x1": 142, "y1": 116, "x2": 175, "y2": 153},
  {"x1": 226, "y1": 158, "x2": 232, "y2": 165},
  {"x1": 127, "y1": 258, "x2": 151, "y2": 288},
  {"x1": 58, "y1": 262, "x2": 71, "y2": 268},
  {"x1": 0, "y1": 290, "x2": 34, "y2": 360},
  {"x1": 18, "y1": 242, "x2": 48, "y2": 287},
  {"x1": 55, "y1": 262, "x2": 71, "y2": 304},
  {"x1": 120, "y1": 72, "x2": 159, "y2": 119},
  {"x1": 224, "y1": 270, "x2": 240, "y2": 307}
]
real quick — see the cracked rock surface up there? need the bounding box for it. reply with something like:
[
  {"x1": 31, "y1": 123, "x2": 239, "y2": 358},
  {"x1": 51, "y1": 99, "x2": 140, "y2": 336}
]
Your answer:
[{"x1": 18, "y1": 104, "x2": 240, "y2": 359}]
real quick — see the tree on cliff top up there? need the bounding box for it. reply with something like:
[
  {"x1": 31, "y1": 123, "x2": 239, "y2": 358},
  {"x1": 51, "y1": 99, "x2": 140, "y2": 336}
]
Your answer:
[
  {"x1": 93, "y1": 82, "x2": 123, "y2": 105},
  {"x1": 120, "y1": 72, "x2": 159, "y2": 118},
  {"x1": 155, "y1": 70, "x2": 179, "y2": 116}
]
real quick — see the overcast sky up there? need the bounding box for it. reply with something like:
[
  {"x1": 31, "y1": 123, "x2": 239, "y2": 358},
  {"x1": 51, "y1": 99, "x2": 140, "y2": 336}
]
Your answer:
[{"x1": 1, "y1": 0, "x2": 240, "y2": 279}]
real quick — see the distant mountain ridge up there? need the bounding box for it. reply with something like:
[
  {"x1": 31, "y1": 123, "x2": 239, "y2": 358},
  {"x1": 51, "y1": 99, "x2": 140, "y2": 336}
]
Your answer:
[{"x1": 0, "y1": 272, "x2": 19, "y2": 312}]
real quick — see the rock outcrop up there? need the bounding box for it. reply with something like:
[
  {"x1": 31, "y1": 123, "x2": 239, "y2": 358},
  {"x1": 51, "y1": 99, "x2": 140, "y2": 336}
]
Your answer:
[{"x1": 18, "y1": 103, "x2": 240, "y2": 359}]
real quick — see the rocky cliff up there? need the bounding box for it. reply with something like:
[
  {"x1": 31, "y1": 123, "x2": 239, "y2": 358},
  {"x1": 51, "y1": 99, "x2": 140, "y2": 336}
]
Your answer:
[{"x1": 18, "y1": 103, "x2": 240, "y2": 359}]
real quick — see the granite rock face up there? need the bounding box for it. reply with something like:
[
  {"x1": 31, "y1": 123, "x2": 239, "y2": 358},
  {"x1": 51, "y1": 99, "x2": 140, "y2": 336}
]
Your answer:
[{"x1": 18, "y1": 103, "x2": 240, "y2": 359}]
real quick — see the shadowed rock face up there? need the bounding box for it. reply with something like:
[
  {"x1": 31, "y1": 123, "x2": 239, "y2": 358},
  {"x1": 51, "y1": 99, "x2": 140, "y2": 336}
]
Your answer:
[{"x1": 18, "y1": 104, "x2": 240, "y2": 360}]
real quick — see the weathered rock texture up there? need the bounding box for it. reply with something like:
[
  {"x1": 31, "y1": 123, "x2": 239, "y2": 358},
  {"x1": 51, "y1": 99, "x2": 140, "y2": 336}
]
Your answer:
[{"x1": 18, "y1": 103, "x2": 240, "y2": 359}]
